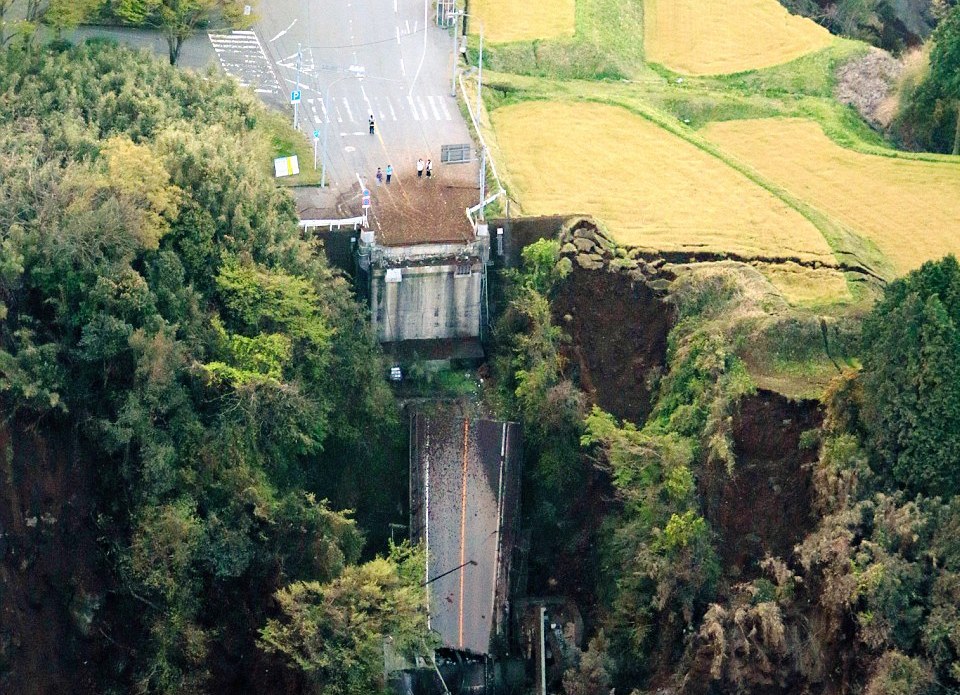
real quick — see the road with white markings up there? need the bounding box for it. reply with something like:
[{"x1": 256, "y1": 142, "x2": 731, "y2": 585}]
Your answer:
[{"x1": 214, "y1": 0, "x2": 478, "y2": 197}]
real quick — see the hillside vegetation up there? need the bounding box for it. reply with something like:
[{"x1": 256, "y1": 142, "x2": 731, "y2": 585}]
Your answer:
[
  {"x1": 469, "y1": 1, "x2": 960, "y2": 693},
  {"x1": 0, "y1": 41, "x2": 422, "y2": 694}
]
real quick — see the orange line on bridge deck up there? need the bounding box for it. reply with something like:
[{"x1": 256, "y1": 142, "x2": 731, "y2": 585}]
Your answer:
[{"x1": 458, "y1": 418, "x2": 469, "y2": 648}]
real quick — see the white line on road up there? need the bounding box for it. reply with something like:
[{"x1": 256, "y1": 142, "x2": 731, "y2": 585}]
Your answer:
[
  {"x1": 417, "y1": 96, "x2": 429, "y2": 120},
  {"x1": 269, "y1": 18, "x2": 298, "y2": 43},
  {"x1": 400, "y1": 58, "x2": 406, "y2": 76},
  {"x1": 320, "y1": 101, "x2": 329, "y2": 119},
  {"x1": 407, "y1": 95, "x2": 420, "y2": 121},
  {"x1": 396, "y1": 26, "x2": 401, "y2": 44},
  {"x1": 439, "y1": 97, "x2": 453, "y2": 121},
  {"x1": 427, "y1": 96, "x2": 441, "y2": 120},
  {"x1": 424, "y1": 426, "x2": 431, "y2": 630},
  {"x1": 374, "y1": 97, "x2": 386, "y2": 120},
  {"x1": 336, "y1": 105, "x2": 343, "y2": 123},
  {"x1": 343, "y1": 97, "x2": 354, "y2": 122},
  {"x1": 360, "y1": 86, "x2": 373, "y2": 117},
  {"x1": 387, "y1": 98, "x2": 397, "y2": 121},
  {"x1": 405, "y1": 19, "x2": 410, "y2": 33}
]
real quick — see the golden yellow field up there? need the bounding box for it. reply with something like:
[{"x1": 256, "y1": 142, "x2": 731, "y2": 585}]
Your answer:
[
  {"x1": 492, "y1": 102, "x2": 836, "y2": 264},
  {"x1": 703, "y1": 118, "x2": 960, "y2": 274},
  {"x1": 644, "y1": 0, "x2": 834, "y2": 75},
  {"x1": 470, "y1": 0, "x2": 575, "y2": 43}
]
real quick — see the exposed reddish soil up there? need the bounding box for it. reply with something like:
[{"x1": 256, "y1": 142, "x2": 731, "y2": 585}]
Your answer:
[
  {"x1": 0, "y1": 415, "x2": 109, "y2": 695},
  {"x1": 553, "y1": 265, "x2": 676, "y2": 425},
  {"x1": 699, "y1": 390, "x2": 823, "y2": 578}
]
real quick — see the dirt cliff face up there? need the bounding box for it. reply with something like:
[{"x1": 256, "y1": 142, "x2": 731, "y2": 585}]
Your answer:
[
  {"x1": 700, "y1": 390, "x2": 822, "y2": 579},
  {"x1": 553, "y1": 264, "x2": 675, "y2": 425},
  {"x1": 0, "y1": 415, "x2": 109, "y2": 695}
]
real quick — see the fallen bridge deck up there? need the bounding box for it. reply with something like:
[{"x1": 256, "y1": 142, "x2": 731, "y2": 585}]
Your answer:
[{"x1": 410, "y1": 413, "x2": 522, "y2": 655}]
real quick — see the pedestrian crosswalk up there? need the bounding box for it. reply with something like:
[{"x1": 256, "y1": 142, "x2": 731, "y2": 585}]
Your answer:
[
  {"x1": 208, "y1": 30, "x2": 281, "y2": 94},
  {"x1": 307, "y1": 93, "x2": 453, "y2": 125},
  {"x1": 208, "y1": 30, "x2": 457, "y2": 127}
]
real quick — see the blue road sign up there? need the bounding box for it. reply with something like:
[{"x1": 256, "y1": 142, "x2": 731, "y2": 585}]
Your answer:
[
  {"x1": 313, "y1": 130, "x2": 320, "y2": 140},
  {"x1": 290, "y1": 90, "x2": 301, "y2": 104}
]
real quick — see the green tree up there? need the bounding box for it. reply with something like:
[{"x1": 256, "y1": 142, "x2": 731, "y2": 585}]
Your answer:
[
  {"x1": 563, "y1": 631, "x2": 613, "y2": 695},
  {"x1": 860, "y1": 255, "x2": 960, "y2": 497},
  {"x1": 259, "y1": 543, "x2": 432, "y2": 695},
  {"x1": 929, "y1": 3, "x2": 960, "y2": 154},
  {"x1": 114, "y1": 0, "x2": 252, "y2": 64}
]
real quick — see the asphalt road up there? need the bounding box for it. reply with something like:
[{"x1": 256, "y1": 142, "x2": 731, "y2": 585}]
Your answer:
[
  {"x1": 413, "y1": 416, "x2": 519, "y2": 655},
  {"x1": 252, "y1": 0, "x2": 478, "y2": 200}
]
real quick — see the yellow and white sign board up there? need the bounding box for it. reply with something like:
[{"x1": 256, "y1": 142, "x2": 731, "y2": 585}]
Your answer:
[{"x1": 274, "y1": 155, "x2": 300, "y2": 178}]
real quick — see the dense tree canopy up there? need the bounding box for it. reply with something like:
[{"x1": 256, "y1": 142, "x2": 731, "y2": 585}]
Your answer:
[
  {"x1": 860, "y1": 255, "x2": 960, "y2": 496},
  {"x1": 0, "y1": 40, "x2": 412, "y2": 693}
]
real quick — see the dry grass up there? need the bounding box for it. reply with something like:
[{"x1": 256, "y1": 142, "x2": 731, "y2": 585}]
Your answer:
[
  {"x1": 470, "y1": 0, "x2": 576, "y2": 43},
  {"x1": 492, "y1": 101, "x2": 835, "y2": 263},
  {"x1": 703, "y1": 118, "x2": 960, "y2": 274},
  {"x1": 757, "y1": 262, "x2": 852, "y2": 307},
  {"x1": 644, "y1": 0, "x2": 834, "y2": 75}
]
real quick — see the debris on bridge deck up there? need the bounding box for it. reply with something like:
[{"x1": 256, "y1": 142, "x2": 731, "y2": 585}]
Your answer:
[{"x1": 409, "y1": 413, "x2": 523, "y2": 656}]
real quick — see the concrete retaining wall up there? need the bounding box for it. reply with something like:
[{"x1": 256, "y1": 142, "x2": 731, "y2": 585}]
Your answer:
[{"x1": 371, "y1": 262, "x2": 483, "y2": 342}]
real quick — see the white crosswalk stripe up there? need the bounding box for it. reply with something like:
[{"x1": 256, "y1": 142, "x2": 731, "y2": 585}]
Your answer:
[
  {"x1": 208, "y1": 31, "x2": 280, "y2": 93},
  {"x1": 438, "y1": 97, "x2": 452, "y2": 121},
  {"x1": 300, "y1": 94, "x2": 454, "y2": 125},
  {"x1": 427, "y1": 96, "x2": 442, "y2": 120}
]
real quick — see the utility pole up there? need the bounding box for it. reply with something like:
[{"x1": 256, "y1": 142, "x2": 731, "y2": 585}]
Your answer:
[
  {"x1": 476, "y1": 25, "x2": 483, "y2": 122},
  {"x1": 450, "y1": 9, "x2": 459, "y2": 97},
  {"x1": 293, "y1": 42, "x2": 302, "y2": 131},
  {"x1": 321, "y1": 74, "x2": 349, "y2": 187},
  {"x1": 479, "y1": 145, "x2": 487, "y2": 209},
  {"x1": 539, "y1": 605, "x2": 547, "y2": 695}
]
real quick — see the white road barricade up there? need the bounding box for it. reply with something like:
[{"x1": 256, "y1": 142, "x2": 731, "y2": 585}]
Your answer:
[{"x1": 299, "y1": 217, "x2": 365, "y2": 231}]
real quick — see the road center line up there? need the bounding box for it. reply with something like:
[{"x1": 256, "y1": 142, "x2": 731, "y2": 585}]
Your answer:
[
  {"x1": 459, "y1": 419, "x2": 470, "y2": 649},
  {"x1": 396, "y1": 26, "x2": 401, "y2": 44},
  {"x1": 269, "y1": 18, "x2": 298, "y2": 43}
]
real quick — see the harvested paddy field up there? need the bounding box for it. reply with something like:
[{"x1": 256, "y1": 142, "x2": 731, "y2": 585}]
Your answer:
[
  {"x1": 492, "y1": 101, "x2": 836, "y2": 264},
  {"x1": 470, "y1": 0, "x2": 576, "y2": 43},
  {"x1": 644, "y1": 0, "x2": 834, "y2": 75},
  {"x1": 703, "y1": 118, "x2": 960, "y2": 274}
]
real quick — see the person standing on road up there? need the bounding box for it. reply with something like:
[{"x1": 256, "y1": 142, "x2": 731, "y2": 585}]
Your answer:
[
  {"x1": 376, "y1": 167, "x2": 383, "y2": 186},
  {"x1": 416, "y1": 158, "x2": 424, "y2": 178},
  {"x1": 385, "y1": 164, "x2": 393, "y2": 184},
  {"x1": 426, "y1": 159, "x2": 432, "y2": 179},
  {"x1": 369, "y1": 114, "x2": 375, "y2": 135}
]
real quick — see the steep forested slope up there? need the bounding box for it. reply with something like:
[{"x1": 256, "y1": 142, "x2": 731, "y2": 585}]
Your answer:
[{"x1": 0, "y1": 41, "x2": 420, "y2": 694}]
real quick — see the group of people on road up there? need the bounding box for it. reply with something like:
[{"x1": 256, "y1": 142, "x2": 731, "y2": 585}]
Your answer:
[
  {"x1": 374, "y1": 158, "x2": 433, "y2": 186},
  {"x1": 367, "y1": 114, "x2": 435, "y2": 184},
  {"x1": 376, "y1": 164, "x2": 393, "y2": 186},
  {"x1": 416, "y1": 158, "x2": 432, "y2": 179}
]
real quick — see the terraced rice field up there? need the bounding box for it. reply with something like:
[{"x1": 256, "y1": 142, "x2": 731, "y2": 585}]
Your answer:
[
  {"x1": 470, "y1": 0, "x2": 576, "y2": 43},
  {"x1": 492, "y1": 102, "x2": 836, "y2": 264},
  {"x1": 703, "y1": 118, "x2": 960, "y2": 274},
  {"x1": 644, "y1": 0, "x2": 834, "y2": 75}
]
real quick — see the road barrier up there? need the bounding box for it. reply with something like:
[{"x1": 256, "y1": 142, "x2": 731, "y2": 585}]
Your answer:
[{"x1": 299, "y1": 216, "x2": 365, "y2": 231}]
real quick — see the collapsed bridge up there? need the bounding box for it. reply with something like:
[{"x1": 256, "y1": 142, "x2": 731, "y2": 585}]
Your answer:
[{"x1": 409, "y1": 413, "x2": 523, "y2": 655}]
